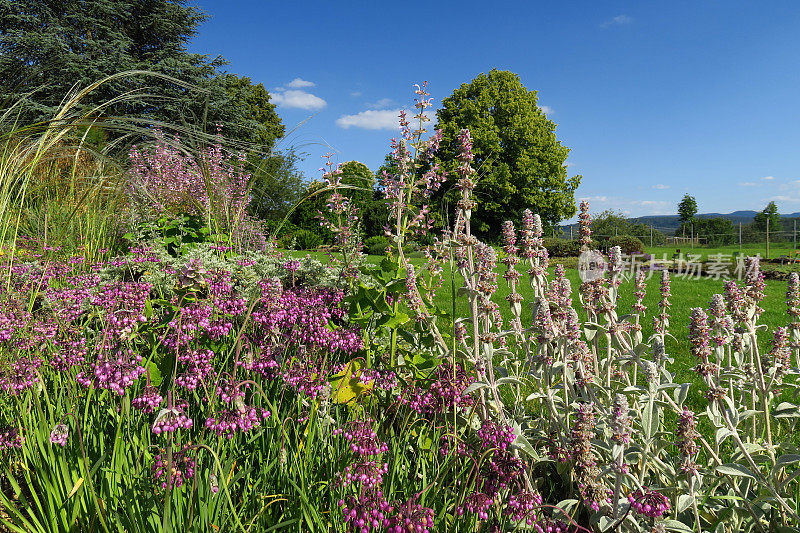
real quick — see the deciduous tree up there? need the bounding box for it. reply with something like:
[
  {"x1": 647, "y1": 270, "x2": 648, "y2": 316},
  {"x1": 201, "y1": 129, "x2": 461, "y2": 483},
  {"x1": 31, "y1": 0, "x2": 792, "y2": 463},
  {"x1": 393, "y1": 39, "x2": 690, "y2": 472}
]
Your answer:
[{"x1": 432, "y1": 69, "x2": 581, "y2": 238}]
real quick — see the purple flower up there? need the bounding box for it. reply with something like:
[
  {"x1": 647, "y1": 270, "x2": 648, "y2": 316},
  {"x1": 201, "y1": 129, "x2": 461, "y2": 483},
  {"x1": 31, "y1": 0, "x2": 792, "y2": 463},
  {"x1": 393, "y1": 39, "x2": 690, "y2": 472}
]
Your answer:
[
  {"x1": 132, "y1": 385, "x2": 163, "y2": 414},
  {"x1": 0, "y1": 426, "x2": 23, "y2": 449},
  {"x1": 457, "y1": 492, "x2": 494, "y2": 520},
  {"x1": 386, "y1": 496, "x2": 434, "y2": 533},
  {"x1": 152, "y1": 446, "x2": 196, "y2": 490},
  {"x1": 49, "y1": 423, "x2": 69, "y2": 447},
  {"x1": 675, "y1": 408, "x2": 700, "y2": 475},
  {"x1": 333, "y1": 419, "x2": 388, "y2": 456},
  {"x1": 628, "y1": 488, "x2": 671, "y2": 519}
]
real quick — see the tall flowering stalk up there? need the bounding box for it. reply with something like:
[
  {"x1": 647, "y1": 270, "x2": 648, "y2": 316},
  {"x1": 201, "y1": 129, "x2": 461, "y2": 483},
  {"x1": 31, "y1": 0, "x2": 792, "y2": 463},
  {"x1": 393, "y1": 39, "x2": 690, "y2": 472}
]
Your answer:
[
  {"x1": 127, "y1": 130, "x2": 255, "y2": 251},
  {"x1": 379, "y1": 83, "x2": 448, "y2": 350},
  {"x1": 787, "y1": 272, "x2": 800, "y2": 366},
  {"x1": 317, "y1": 153, "x2": 364, "y2": 285}
]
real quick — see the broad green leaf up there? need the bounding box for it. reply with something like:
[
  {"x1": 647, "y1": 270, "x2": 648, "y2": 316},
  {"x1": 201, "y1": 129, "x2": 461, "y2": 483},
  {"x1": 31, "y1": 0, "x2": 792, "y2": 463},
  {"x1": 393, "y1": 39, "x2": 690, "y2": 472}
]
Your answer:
[{"x1": 716, "y1": 463, "x2": 757, "y2": 480}]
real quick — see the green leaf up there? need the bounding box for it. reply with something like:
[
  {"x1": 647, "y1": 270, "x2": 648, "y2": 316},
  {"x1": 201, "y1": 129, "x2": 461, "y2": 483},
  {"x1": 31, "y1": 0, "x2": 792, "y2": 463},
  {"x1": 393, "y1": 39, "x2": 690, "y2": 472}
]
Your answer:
[
  {"x1": 773, "y1": 402, "x2": 800, "y2": 418},
  {"x1": 673, "y1": 383, "x2": 690, "y2": 406},
  {"x1": 777, "y1": 454, "x2": 800, "y2": 467},
  {"x1": 677, "y1": 494, "x2": 694, "y2": 513},
  {"x1": 660, "y1": 519, "x2": 695, "y2": 533},
  {"x1": 641, "y1": 396, "x2": 659, "y2": 441},
  {"x1": 716, "y1": 463, "x2": 757, "y2": 480},
  {"x1": 715, "y1": 427, "x2": 733, "y2": 446},
  {"x1": 512, "y1": 434, "x2": 537, "y2": 459}
]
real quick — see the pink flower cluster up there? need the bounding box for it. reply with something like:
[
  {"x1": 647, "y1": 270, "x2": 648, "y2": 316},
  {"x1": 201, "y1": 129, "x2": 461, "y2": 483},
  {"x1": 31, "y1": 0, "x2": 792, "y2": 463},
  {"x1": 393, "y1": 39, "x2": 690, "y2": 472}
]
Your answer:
[
  {"x1": 334, "y1": 419, "x2": 389, "y2": 456},
  {"x1": 628, "y1": 488, "x2": 670, "y2": 518},
  {"x1": 399, "y1": 362, "x2": 475, "y2": 417},
  {"x1": 49, "y1": 423, "x2": 69, "y2": 447},
  {"x1": 152, "y1": 446, "x2": 196, "y2": 490},
  {"x1": 0, "y1": 426, "x2": 23, "y2": 449}
]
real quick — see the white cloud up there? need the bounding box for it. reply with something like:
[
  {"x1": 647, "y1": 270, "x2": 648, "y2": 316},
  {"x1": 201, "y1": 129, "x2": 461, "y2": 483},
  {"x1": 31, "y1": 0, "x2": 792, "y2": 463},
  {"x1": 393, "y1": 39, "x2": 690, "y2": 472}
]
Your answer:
[
  {"x1": 271, "y1": 90, "x2": 327, "y2": 110},
  {"x1": 367, "y1": 98, "x2": 396, "y2": 109},
  {"x1": 652, "y1": 184, "x2": 670, "y2": 190},
  {"x1": 539, "y1": 105, "x2": 554, "y2": 115},
  {"x1": 601, "y1": 14, "x2": 633, "y2": 28},
  {"x1": 287, "y1": 78, "x2": 316, "y2": 88},
  {"x1": 565, "y1": 162, "x2": 575, "y2": 168},
  {"x1": 577, "y1": 195, "x2": 671, "y2": 216},
  {"x1": 770, "y1": 195, "x2": 799, "y2": 203},
  {"x1": 350, "y1": 91, "x2": 362, "y2": 97},
  {"x1": 739, "y1": 182, "x2": 757, "y2": 187},
  {"x1": 761, "y1": 175, "x2": 776, "y2": 181},
  {"x1": 336, "y1": 109, "x2": 406, "y2": 130},
  {"x1": 336, "y1": 108, "x2": 432, "y2": 130},
  {"x1": 581, "y1": 195, "x2": 609, "y2": 203}
]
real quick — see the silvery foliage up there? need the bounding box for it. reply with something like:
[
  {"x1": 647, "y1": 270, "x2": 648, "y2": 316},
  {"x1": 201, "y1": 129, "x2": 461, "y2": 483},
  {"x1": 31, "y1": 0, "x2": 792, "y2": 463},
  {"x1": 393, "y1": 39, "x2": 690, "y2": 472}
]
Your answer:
[{"x1": 403, "y1": 197, "x2": 800, "y2": 532}]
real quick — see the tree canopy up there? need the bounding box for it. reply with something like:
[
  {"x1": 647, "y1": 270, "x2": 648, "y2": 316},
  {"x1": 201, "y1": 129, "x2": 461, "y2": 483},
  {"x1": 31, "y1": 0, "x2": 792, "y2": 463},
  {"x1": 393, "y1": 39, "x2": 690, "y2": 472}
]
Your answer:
[
  {"x1": 432, "y1": 69, "x2": 581, "y2": 238},
  {"x1": 753, "y1": 201, "x2": 780, "y2": 233},
  {"x1": 677, "y1": 194, "x2": 698, "y2": 225},
  {"x1": 0, "y1": 0, "x2": 283, "y2": 149}
]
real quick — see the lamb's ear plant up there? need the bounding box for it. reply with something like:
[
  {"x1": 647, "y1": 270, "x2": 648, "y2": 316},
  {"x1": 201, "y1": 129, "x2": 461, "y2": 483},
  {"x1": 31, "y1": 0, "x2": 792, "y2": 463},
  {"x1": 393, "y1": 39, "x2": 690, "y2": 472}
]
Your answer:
[{"x1": 6, "y1": 79, "x2": 800, "y2": 533}]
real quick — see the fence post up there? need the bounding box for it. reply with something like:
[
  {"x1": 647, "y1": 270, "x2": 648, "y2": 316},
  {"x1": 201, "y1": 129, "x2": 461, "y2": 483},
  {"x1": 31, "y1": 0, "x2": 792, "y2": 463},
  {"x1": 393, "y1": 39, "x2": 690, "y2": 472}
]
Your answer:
[
  {"x1": 650, "y1": 225, "x2": 653, "y2": 248},
  {"x1": 766, "y1": 218, "x2": 770, "y2": 259},
  {"x1": 794, "y1": 219, "x2": 796, "y2": 251},
  {"x1": 691, "y1": 224, "x2": 694, "y2": 249},
  {"x1": 739, "y1": 222, "x2": 742, "y2": 251}
]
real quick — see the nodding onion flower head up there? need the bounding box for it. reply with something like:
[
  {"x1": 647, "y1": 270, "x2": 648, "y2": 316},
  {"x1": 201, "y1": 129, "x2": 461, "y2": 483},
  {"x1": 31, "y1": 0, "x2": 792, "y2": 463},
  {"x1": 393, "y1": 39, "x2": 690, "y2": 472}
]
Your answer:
[
  {"x1": 152, "y1": 397, "x2": 193, "y2": 435},
  {"x1": 152, "y1": 446, "x2": 196, "y2": 490},
  {"x1": 0, "y1": 426, "x2": 23, "y2": 449},
  {"x1": 49, "y1": 423, "x2": 69, "y2": 447},
  {"x1": 628, "y1": 488, "x2": 671, "y2": 519}
]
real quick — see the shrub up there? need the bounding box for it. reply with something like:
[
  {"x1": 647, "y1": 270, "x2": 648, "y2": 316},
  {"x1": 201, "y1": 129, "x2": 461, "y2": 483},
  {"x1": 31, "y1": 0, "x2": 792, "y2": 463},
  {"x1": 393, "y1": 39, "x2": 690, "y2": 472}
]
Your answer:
[
  {"x1": 291, "y1": 229, "x2": 322, "y2": 250},
  {"x1": 606, "y1": 234, "x2": 644, "y2": 255},
  {"x1": 543, "y1": 237, "x2": 580, "y2": 257},
  {"x1": 364, "y1": 235, "x2": 390, "y2": 256}
]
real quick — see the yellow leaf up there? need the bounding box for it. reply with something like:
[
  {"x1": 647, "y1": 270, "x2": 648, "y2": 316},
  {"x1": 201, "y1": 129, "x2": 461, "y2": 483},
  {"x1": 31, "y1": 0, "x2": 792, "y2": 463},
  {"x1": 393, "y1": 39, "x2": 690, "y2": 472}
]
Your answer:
[
  {"x1": 330, "y1": 360, "x2": 373, "y2": 404},
  {"x1": 67, "y1": 478, "x2": 84, "y2": 500}
]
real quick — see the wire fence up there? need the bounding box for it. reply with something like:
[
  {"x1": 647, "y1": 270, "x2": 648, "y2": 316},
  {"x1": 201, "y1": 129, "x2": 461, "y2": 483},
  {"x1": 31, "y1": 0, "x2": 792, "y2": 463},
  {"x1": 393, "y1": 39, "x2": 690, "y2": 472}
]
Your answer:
[{"x1": 554, "y1": 223, "x2": 800, "y2": 253}]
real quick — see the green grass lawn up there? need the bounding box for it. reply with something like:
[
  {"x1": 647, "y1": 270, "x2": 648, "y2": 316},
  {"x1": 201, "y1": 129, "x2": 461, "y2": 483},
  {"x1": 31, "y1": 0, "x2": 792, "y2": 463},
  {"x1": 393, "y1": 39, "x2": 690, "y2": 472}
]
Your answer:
[
  {"x1": 289, "y1": 247, "x2": 800, "y2": 442},
  {"x1": 645, "y1": 242, "x2": 800, "y2": 262}
]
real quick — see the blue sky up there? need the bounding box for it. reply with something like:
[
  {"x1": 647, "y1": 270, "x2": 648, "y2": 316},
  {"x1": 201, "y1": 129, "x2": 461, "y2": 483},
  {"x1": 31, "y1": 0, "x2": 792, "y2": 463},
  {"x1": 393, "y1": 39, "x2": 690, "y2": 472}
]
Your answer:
[{"x1": 189, "y1": 1, "x2": 800, "y2": 219}]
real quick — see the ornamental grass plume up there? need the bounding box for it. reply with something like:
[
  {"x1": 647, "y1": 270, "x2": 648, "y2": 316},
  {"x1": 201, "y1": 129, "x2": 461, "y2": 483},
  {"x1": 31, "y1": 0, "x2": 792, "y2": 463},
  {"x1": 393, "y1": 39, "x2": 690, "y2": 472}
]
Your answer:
[{"x1": 128, "y1": 131, "x2": 252, "y2": 241}]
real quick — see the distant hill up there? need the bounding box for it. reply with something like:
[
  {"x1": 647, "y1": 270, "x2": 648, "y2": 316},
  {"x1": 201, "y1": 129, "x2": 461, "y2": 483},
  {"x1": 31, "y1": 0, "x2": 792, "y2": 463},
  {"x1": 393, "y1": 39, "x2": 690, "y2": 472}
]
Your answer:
[
  {"x1": 558, "y1": 210, "x2": 800, "y2": 235},
  {"x1": 633, "y1": 211, "x2": 800, "y2": 232}
]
